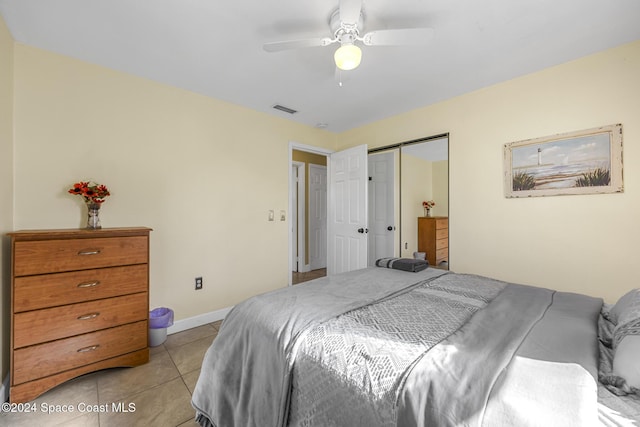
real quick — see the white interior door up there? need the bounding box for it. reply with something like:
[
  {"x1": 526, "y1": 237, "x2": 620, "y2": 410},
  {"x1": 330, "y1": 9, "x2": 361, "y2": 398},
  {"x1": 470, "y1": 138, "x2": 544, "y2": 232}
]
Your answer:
[
  {"x1": 291, "y1": 164, "x2": 299, "y2": 271},
  {"x1": 291, "y1": 162, "x2": 306, "y2": 272},
  {"x1": 327, "y1": 144, "x2": 368, "y2": 275},
  {"x1": 309, "y1": 164, "x2": 327, "y2": 270},
  {"x1": 368, "y1": 151, "x2": 396, "y2": 265}
]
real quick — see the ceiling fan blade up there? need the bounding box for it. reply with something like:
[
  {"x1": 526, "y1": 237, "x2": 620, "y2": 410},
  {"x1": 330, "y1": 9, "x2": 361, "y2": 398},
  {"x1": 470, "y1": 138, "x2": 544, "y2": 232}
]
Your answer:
[
  {"x1": 263, "y1": 37, "x2": 334, "y2": 52},
  {"x1": 339, "y1": 0, "x2": 362, "y2": 24},
  {"x1": 361, "y1": 28, "x2": 434, "y2": 46}
]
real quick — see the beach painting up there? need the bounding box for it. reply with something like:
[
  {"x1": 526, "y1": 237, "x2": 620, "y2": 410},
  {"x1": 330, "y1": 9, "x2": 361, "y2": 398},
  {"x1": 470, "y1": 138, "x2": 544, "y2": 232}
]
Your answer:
[{"x1": 504, "y1": 124, "x2": 623, "y2": 198}]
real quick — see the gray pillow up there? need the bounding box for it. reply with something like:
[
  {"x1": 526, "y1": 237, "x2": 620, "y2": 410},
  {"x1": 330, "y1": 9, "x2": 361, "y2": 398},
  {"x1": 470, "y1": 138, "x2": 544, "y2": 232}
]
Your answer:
[
  {"x1": 609, "y1": 289, "x2": 640, "y2": 325},
  {"x1": 610, "y1": 289, "x2": 640, "y2": 390},
  {"x1": 613, "y1": 336, "x2": 640, "y2": 389}
]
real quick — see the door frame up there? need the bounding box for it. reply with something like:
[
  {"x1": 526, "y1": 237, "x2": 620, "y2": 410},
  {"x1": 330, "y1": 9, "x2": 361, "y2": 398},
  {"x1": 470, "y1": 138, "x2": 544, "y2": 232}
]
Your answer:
[{"x1": 288, "y1": 142, "x2": 333, "y2": 286}]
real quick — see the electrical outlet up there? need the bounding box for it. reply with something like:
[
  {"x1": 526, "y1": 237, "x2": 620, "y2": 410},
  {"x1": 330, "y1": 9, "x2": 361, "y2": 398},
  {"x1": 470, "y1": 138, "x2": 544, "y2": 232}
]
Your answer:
[{"x1": 195, "y1": 277, "x2": 203, "y2": 290}]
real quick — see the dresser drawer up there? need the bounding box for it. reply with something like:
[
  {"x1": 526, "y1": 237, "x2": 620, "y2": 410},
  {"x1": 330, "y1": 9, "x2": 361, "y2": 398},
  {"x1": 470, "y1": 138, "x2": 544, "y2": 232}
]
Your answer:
[
  {"x1": 435, "y1": 238, "x2": 449, "y2": 250},
  {"x1": 13, "y1": 321, "x2": 147, "y2": 385},
  {"x1": 13, "y1": 293, "x2": 148, "y2": 348},
  {"x1": 436, "y1": 248, "x2": 448, "y2": 262},
  {"x1": 435, "y1": 228, "x2": 448, "y2": 240},
  {"x1": 14, "y1": 264, "x2": 148, "y2": 312},
  {"x1": 13, "y1": 236, "x2": 148, "y2": 276},
  {"x1": 435, "y1": 219, "x2": 448, "y2": 230}
]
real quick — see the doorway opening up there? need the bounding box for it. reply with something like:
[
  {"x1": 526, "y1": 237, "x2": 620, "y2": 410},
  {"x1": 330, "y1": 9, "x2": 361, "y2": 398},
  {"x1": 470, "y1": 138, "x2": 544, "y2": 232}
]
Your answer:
[
  {"x1": 289, "y1": 143, "x2": 331, "y2": 286},
  {"x1": 288, "y1": 142, "x2": 380, "y2": 285}
]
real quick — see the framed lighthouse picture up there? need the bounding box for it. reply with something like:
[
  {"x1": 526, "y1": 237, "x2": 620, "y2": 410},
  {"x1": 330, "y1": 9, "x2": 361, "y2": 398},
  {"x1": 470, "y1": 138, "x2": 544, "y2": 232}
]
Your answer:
[{"x1": 504, "y1": 124, "x2": 623, "y2": 198}]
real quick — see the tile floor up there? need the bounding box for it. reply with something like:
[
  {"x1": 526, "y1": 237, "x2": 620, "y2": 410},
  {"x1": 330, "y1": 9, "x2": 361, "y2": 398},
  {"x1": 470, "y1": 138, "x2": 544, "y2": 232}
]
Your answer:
[{"x1": 1, "y1": 320, "x2": 223, "y2": 427}]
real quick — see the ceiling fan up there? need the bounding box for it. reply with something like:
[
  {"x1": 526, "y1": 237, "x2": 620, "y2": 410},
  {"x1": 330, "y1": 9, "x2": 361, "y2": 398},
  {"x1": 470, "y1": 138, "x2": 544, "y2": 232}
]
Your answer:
[{"x1": 263, "y1": 0, "x2": 434, "y2": 72}]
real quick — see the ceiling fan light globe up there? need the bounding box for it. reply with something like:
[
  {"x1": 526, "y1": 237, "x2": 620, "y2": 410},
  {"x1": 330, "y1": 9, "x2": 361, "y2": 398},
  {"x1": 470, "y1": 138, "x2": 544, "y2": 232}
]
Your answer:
[{"x1": 334, "y1": 44, "x2": 362, "y2": 70}]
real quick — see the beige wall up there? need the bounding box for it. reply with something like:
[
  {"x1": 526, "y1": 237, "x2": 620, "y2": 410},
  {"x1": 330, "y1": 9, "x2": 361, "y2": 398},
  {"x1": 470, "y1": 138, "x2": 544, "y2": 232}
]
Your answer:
[
  {"x1": 340, "y1": 40, "x2": 640, "y2": 303},
  {"x1": 2, "y1": 20, "x2": 639, "y2": 385},
  {"x1": 0, "y1": 15, "x2": 14, "y2": 384},
  {"x1": 11, "y1": 44, "x2": 336, "y2": 327},
  {"x1": 400, "y1": 155, "x2": 449, "y2": 258},
  {"x1": 432, "y1": 160, "x2": 449, "y2": 217},
  {"x1": 400, "y1": 153, "x2": 433, "y2": 258}
]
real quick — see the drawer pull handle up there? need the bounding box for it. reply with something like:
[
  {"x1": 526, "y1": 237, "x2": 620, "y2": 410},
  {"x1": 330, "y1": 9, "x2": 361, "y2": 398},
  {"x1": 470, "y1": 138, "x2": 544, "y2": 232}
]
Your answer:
[
  {"x1": 77, "y1": 312, "x2": 100, "y2": 320},
  {"x1": 77, "y1": 249, "x2": 101, "y2": 256},
  {"x1": 77, "y1": 344, "x2": 100, "y2": 353},
  {"x1": 77, "y1": 280, "x2": 101, "y2": 288}
]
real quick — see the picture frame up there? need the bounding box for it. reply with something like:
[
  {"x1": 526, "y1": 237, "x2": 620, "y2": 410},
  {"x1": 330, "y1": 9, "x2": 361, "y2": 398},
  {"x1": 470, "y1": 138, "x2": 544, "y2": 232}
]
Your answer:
[{"x1": 504, "y1": 124, "x2": 623, "y2": 198}]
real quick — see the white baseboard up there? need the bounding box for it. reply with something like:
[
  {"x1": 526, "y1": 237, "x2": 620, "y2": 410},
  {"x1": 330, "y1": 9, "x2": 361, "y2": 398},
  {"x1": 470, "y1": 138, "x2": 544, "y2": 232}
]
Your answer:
[
  {"x1": 0, "y1": 306, "x2": 233, "y2": 402},
  {"x1": 298, "y1": 263, "x2": 311, "y2": 273},
  {"x1": 167, "y1": 305, "x2": 234, "y2": 335}
]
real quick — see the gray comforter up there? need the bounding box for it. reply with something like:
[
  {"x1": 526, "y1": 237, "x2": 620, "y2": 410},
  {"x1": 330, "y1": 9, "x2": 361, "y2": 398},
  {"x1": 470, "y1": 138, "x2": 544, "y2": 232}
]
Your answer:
[{"x1": 192, "y1": 268, "x2": 603, "y2": 427}]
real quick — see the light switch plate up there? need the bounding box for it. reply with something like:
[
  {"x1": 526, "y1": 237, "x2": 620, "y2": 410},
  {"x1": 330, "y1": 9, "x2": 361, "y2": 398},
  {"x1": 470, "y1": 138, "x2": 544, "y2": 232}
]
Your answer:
[
  {"x1": 268, "y1": 210, "x2": 275, "y2": 221},
  {"x1": 280, "y1": 210, "x2": 286, "y2": 221}
]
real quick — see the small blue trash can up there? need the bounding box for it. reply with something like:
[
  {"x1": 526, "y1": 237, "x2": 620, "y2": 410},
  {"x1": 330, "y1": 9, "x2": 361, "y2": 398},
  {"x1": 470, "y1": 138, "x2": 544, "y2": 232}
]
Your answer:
[{"x1": 149, "y1": 307, "x2": 174, "y2": 346}]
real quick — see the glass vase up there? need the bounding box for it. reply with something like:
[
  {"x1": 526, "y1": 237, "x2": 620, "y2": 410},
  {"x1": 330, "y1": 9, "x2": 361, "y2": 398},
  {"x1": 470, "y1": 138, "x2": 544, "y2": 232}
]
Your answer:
[{"x1": 86, "y1": 203, "x2": 102, "y2": 229}]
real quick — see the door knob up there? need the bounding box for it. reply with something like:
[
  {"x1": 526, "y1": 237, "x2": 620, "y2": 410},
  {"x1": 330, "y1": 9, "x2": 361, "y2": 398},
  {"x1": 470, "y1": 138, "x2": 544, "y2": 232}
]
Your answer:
[
  {"x1": 357, "y1": 228, "x2": 369, "y2": 234},
  {"x1": 387, "y1": 226, "x2": 395, "y2": 231}
]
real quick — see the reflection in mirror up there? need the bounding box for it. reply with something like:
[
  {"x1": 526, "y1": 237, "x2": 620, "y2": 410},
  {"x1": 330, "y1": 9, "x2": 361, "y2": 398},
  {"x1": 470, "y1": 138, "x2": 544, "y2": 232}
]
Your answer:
[
  {"x1": 368, "y1": 149, "x2": 400, "y2": 265},
  {"x1": 367, "y1": 135, "x2": 449, "y2": 269},
  {"x1": 400, "y1": 137, "x2": 449, "y2": 268}
]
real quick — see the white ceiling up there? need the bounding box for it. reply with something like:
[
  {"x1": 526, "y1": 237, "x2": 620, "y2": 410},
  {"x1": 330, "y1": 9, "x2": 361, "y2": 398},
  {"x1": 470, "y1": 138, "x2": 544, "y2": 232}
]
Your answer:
[
  {"x1": 1, "y1": 0, "x2": 639, "y2": 132},
  {"x1": 402, "y1": 138, "x2": 448, "y2": 162}
]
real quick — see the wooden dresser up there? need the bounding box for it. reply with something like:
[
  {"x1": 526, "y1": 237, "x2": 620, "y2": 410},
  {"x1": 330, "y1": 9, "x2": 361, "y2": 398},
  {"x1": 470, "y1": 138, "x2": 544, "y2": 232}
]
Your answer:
[
  {"x1": 417, "y1": 217, "x2": 449, "y2": 267},
  {"x1": 8, "y1": 227, "x2": 152, "y2": 403}
]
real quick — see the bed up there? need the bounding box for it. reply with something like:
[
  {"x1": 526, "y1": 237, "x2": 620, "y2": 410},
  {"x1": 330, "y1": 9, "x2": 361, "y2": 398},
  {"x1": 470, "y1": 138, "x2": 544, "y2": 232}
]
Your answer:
[{"x1": 191, "y1": 265, "x2": 640, "y2": 426}]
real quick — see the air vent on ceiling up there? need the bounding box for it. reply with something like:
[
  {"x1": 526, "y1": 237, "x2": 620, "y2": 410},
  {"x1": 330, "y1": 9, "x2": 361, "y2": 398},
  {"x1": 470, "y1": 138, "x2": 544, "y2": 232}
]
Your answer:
[{"x1": 272, "y1": 104, "x2": 298, "y2": 115}]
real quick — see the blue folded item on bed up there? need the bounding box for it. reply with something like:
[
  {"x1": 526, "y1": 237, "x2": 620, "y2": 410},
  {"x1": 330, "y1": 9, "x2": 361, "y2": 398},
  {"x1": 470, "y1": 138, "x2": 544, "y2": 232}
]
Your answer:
[{"x1": 375, "y1": 257, "x2": 429, "y2": 272}]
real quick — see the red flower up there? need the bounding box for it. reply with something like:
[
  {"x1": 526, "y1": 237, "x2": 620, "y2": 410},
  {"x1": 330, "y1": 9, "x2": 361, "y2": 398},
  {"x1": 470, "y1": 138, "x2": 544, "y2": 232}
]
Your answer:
[
  {"x1": 97, "y1": 185, "x2": 110, "y2": 197},
  {"x1": 68, "y1": 181, "x2": 110, "y2": 204}
]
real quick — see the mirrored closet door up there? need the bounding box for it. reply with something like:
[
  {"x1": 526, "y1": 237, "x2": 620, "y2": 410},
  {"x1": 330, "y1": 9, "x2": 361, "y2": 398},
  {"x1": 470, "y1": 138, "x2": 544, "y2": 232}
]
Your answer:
[{"x1": 368, "y1": 134, "x2": 449, "y2": 268}]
